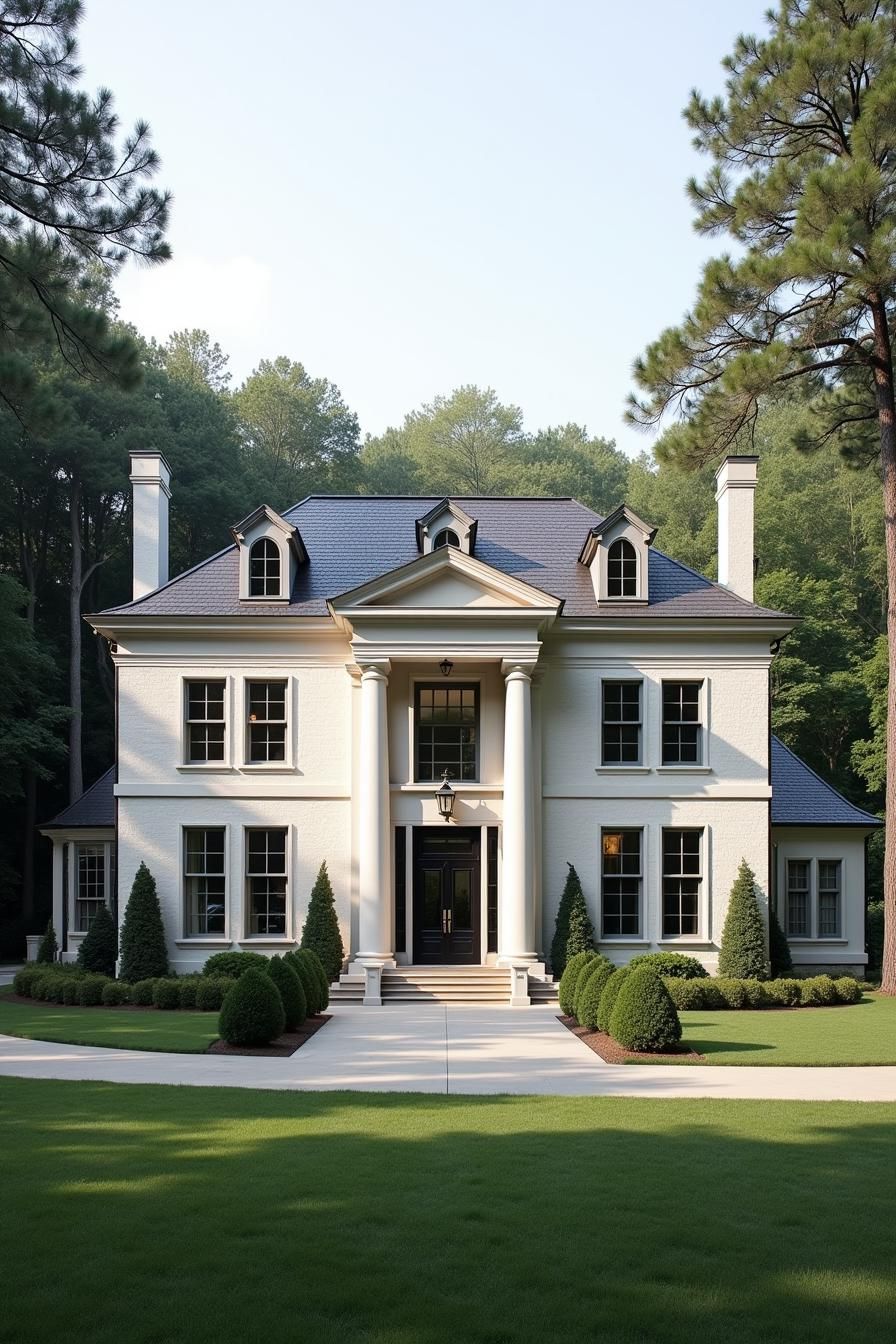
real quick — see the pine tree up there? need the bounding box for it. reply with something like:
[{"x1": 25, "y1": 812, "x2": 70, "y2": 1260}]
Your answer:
[
  {"x1": 76, "y1": 904, "x2": 117, "y2": 977},
  {"x1": 718, "y1": 860, "x2": 771, "y2": 982},
  {"x1": 300, "y1": 862, "x2": 344, "y2": 983},
  {"x1": 550, "y1": 863, "x2": 594, "y2": 977},
  {"x1": 118, "y1": 863, "x2": 169, "y2": 983},
  {"x1": 768, "y1": 903, "x2": 793, "y2": 978},
  {"x1": 36, "y1": 920, "x2": 57, "y2": 964}
]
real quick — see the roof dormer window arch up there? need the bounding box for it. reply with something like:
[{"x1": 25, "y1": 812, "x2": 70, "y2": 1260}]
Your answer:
[
  {"x1": 433, "y1": 528, "x2": 460, "y2": 549},
  {"x1": 416, "y1": 499, "x2": 477, "y2": 556},
  {"x1": 249, "y1": 537, "x2": 281, "y2": 597},
  {"x1": 607, "y1": 538, "x2": 637, "y2": 598}
]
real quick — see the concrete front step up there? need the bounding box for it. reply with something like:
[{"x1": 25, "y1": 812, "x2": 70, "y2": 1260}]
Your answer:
[{"x1": 330, "y1": 966, "x2": 558, "y2": 1006}]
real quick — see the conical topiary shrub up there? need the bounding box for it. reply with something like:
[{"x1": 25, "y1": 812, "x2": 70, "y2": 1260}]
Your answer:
[
  {"x1": 300, "y1": 862, "x2": 344, "y2": 983},
  {"x1": 298, "y1": 946, "x2": 329, "y2": 1011},
  {"x1": 266, "y1": 954, "x2": 306, "y2": 1031},
  {"x1": 551, "y1": 864, "x2": 595, "y2": 977},
  {"x1": 119, "y1": 863, "x2": 169, "y2": 983},
  {"x1": 36, "y1": 920, "x2": 57, "y2": 964},
  {"x1": 76, "y1": 904, "x2": 117, "y2": 977},
  {"x1": 218, "y1": 968, "x2": 286, "y2": 1046},
  {"x1": 573, "y1": 954, "x2": 612, "y2": 1020},
  {"x1": 576, "y1": 959, "x2": 616, "y2": 1030},
  {"x1": 609, "y1": 967, "x2": 681, "y2": 1052},
  {"x1": 557, "y1": 949, "x2": 595, "y2": 1017},
  {"x1": 550, "y1": 867, "x2": 574, "y2": 977},
  {"x1": 597, "y1": 965, "x2": 631, "y2": 1033},
  {"x1": 286, "y1": 950, "x2": 321, "y2": 1017},
  {"x1": 718, "y1": 859, "x2": 771, "y2": 981},
  {"x1": 768, "y1": 903, "x2": 793, "y2": 977}
]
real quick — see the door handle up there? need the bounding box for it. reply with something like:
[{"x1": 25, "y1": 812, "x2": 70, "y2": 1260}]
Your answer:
[
  {"x1": 447, "y1": 909, "x2": 452, "y2": 933},
  {"x1": 442, "y1": 909, "x2": 447, "y2": 934}
]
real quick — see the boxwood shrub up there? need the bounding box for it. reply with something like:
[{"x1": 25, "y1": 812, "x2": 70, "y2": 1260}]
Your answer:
[
  {"x1": 597, "y1": 965, "x2": 631, "y2": 1033},
  {"x1": 557, "y1": 950, "x2": 595, "y2": 1017},
  {"x1": 298, "y1": 947, "x2": 329, "y2": 1011},
  {"x1": 37, "y1": 972, "x2": 67, "y2": 1002},
  {"x1": 218, "y1": 968, "x2": 285, "y2": 1046},
  {"x1": 285, "y1": 951, "x2": 321, "y2": 1017},
  {"x1": 662, "y1": 977, "x2": 709, "y2": 1011},
  {"x1": 608, "y1": 967, "x2": 682, "y2": 1052},
  {"x1": 763, "y1": 978, "x2": 803, "y2": 1007},
  {"x1": 130, "y1": 978, "x2": 159, "y2": 1006},
  {"x1": 152, "y1": 978, "x2": 181, "y2": 1010},
  {"x1": 202, "y1": 951, "x2": 270, "y2": 980},
  {"x1": 800, "y1": 975, "x2": 839, "y2": 1006},
  {"x1": 573, "y1": 955, "x2": 612, "y2": 1021},
  {"x1": 833, "y1": 976, "x2": 863, "y2": 1004},
  {"x1": 266, "y1": 955, "x2": 306, "y2": 1030},
  {"x1": 62, "y1": 978, "x2": 82, "y2": 1005},
  {"x1": 628, "y1": 951, "x2": 708, "y2": 980},
  {"x1": 195, "y1": 977, "x2": 231, "y2": 1012},
  {"x1": 78, "y1": 975, "x2": 110, "y2": 1006},
  {"x1": 177, "y1": 977, "x2": 200, "y2": 1009},
  {"x1": 576, "y1": 959, "x2": 616, "y2": 1030},
  {"x1": 101, "y1": 981, "x2": 131, "y2": 1006}
]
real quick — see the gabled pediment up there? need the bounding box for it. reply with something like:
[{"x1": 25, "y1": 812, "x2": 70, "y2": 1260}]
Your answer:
[
  {"x1": 230, "y1": 505, "x2": 307, "y2": 563},
  {"x1": 328, "y1": 545, "x2": 562, "y2": 616}
]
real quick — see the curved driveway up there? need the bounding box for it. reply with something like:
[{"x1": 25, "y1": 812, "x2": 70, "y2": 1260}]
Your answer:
[{"x1": 2, "y1": 1004, "x2": 895, "y2": 1099}]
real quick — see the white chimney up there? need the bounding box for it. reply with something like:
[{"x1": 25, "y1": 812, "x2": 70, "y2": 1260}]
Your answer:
[
  {"x1": 715, "y1": 455, "x2": 757, "y2": 603},
  {"x1": 129, "y1": 451, "x2": 171, "y2": 599}
]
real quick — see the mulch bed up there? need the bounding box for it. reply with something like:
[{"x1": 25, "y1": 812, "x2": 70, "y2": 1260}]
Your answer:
[
  {"x1": 558, "y1": 1015, "x2": 704, "y2": 1064},
  {"x1": 206, "y1": 1013, "x2": 331, "y2": 1057}
]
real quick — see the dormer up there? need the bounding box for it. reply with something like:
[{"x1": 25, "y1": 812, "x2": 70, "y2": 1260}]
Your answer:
[
  {"x1": 231, "y1": 505, "x2": 307, "y2": 602},
  {"x1": 415, "y1": 499, "x2": 477, "y2": 556},
  {"x1": 578, "y1": 504, "x2": 656, "y2": 605}
]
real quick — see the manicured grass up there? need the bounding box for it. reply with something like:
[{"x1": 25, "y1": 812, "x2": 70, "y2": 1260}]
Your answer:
[
  {"x1": 671, "y1": 993, "x2": 896, "y2": 1066},
  {"x1": 1, "y1": 1080, "x2": 895, "y2": 1344},
  {"x1": 0, "y1": 986, "x2": 218, "y2": 1053}
]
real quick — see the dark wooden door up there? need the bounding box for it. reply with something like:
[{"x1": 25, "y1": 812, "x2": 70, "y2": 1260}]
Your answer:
[{"x1": 413, "y1": 828, "x2": 481, "y2": 964}]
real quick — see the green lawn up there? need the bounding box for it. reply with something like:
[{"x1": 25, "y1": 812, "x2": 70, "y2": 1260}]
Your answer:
[
  {"x1": 1, "y1": 1080, "x2": 894, "y2": 1344},
  {"x1": 0, "y1": 986, "x2": 218, "y2": 1053},
  {"x1": 669, "y1": 993, "x2": 896, "y2": 1066}
]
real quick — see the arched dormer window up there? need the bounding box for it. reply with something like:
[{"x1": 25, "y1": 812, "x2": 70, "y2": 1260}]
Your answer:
[
  {"x1": 607, "y1": 538, "x2": 637, "y2": 598},
  {"x1": 249, "y1": 538, "x2": 281, "y2": 597},
  {"x1": 433, "y1": 528, "x2": 460, "y2": 549}
]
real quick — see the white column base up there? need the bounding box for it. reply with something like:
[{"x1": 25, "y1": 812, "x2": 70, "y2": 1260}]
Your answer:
[{"x1": 508, "y1": 963, "x2": 531, "y2": 1008}]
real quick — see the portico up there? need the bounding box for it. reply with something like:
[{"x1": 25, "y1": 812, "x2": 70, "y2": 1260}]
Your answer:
[{"x1": 327, "y1": 543, "x2": 562, "y2": 995}]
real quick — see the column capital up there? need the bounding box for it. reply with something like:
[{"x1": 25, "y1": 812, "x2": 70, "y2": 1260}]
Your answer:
[
  {"x1": 348, "y1": 658, "x2": 391, "y2": 683},
  {"x1": 501, "y1": 659, "x2": 538, "y2": 682}
]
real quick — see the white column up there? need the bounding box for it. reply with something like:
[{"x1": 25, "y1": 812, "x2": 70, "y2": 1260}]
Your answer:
[
  {"x1": 499, "y1": 661, "x2": 537, "y2": 967},
  {"x1": 355, "y1": 660, "x2": 395, "y2": 969}
]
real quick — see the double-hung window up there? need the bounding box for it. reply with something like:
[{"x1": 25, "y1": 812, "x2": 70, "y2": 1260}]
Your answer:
[
  {"x1": 817, "y1": 860, "x2": 842, "y2": 937},
  {"x1": 786, "y1": 860, "x2": 810, "y2": 937},
  {"x1": 602, "y1": 681, "x2": 641, "y2": 764},
  {"x1": 76, "y1": 845, "x2": 106, "y2": 931},
  {"x1": 601, "y1": 830, "x2": 642, "y2": 936},
  {"x1": 662, "y1": 829, "x2": 702, "y2": 936},
  {"x1": 184, "y1": 828, "x2": 226, "y2": 936},
  {"x1": 662, "y1": 682, "x2": 702, "y2": 765},
  {"x1": 247, "y1": 680, "x2": 287, "y2": 763},
  {"x1": 415, "y1": 684, "x2": 478, "y2": 782},
  {"x1": 186, "y1": 680, "x2": 225, "y2": 762},
  {"x1": 249, "y1": 538, "x2": 281, "y2": 597},
  {"x1": 245, "y1": 828, "x2": 287, "y2": 935}
]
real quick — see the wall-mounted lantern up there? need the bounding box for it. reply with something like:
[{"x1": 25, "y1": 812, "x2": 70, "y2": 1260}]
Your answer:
[
  {"x1": 439, "y1": 658, "x2": 454, "y2": 677},
  {"x1": 435, "y1": 769, "x2": 456, "y2": 823}
]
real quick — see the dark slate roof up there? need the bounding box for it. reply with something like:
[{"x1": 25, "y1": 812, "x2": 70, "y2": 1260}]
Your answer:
[
  {"x1": 97, "y1": 495, "x2": 789, "y2": 621},
  {"x1": 42, "y1": 768, "x2": 115, "y2": 829},
  {"x1": 771, "y1": 737, "x2": 881, "y2": 828}
]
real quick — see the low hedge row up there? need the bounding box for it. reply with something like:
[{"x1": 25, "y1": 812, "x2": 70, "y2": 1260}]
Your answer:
[
  {"x1": 12, "y1": 966, "x2": 235, "y2": 1012},
  {"x1": 662, "y1": 974, "x2": 863, "y2": 1010}
]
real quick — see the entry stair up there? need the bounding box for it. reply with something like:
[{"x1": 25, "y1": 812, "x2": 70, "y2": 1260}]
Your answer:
[{"x1": 329, "y1": 965, "x2": 559, "y2": 1006}]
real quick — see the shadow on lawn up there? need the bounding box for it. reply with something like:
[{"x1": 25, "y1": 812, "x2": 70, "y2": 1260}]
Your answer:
[{"x1": 1, "y1": 1082, "x2": 895, "y2": 1344}]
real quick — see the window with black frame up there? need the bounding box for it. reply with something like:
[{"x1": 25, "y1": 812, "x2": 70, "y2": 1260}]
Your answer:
[
  {"x1": 662, "y1": 829, "x2": 702, "y2": 936},
  {"x1": 249, "y1": 537, "x2": 281, "y2": 597},
  {"x1": 246, "y1": 680, "x2": 287, "y2": 762},
  {"x1": 601, "y1": 830, "x2": 642, "y2": 936},
  {"x1": 607, "y1": 537, "x2": 637, "y2": 597},
  {"x1": 185, "y1": 680, "x2": 225, "y2": 762},
  {"x1": 245, "y1": 828, "x2": 287, "y2": 935},
  {"x1": 662, "y1": 682, "x2": 702, "y2": 764},
  {"x1": 415, "y1": 683, "x2": 478, "y2": 782},
  {"x1": 184, "y1": 828, "x2": 225, "y2": 936},
  {"x1": 602, "y1": 681, "x2": 642, "y2": 764}
]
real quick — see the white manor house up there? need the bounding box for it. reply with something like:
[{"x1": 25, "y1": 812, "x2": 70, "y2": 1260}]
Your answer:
[{"x1": 41, "y1": 451, "x2": 879, "y2": 1003}]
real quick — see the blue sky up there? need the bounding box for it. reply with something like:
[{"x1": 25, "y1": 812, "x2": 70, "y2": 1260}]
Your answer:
[{"x1": 79, "y1": 0, "x2": 769, "y2": 455}]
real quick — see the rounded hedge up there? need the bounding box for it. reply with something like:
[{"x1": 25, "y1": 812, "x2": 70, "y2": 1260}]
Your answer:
[
  {"x1": 557, "y1": 950, "x2": 595, "y2": 1017},
  {"x1": 266, "y1": 955, "x2": 306, "y2": 1030},
  {"x1": 298, "y1": 947, "x2": 329, "y2": 1011},
  {"x1": 101, "y1": 981, "x2": 130, "y2": 1006},
  {"x1": 573, "y1": 955, "x2": 612, "y2": 1021},
  {"x1": 833, "y1": 976, "x2": 862, "y2": 1004},
  {"x1": 130, "y1": 978, "x2": 158, "y2": 1006},
  {"x1": 608, "y1": 967, "x2": 682, "y2": 1052},
  {"x1": 62, "y1": 978, "x2": 81, "y2": 1005},
  {"x1": 628, "y1": 952, "x2": 708, "y2": 980},
  {"x1": 177, "y1": 978, "x2": 199, "y2": 1008},
  {"x1": 218, "y1": 969, "x2": 285, "y2": 1046},
  {"x1": 764, "y1": 978, "x2": 803, "y2": 1007},
  {"x1": 576, "y1": 959, "x2": 616, "y2": 1030},
  {"x1": 662, "y1": 977, "x2": 708, "y2": 1011},
  {"x1": 800, "y1": 975, "x2": 839, "y2": 1006},
  {"x1": 202, "y1": 951, "x2": 269, "y2": 980},
  {"x1": 195, "y1": 977, "x2": 232, "y2": 1012},
  {"x1": 77, "y1": 975, "x2": 109, "y2": 1006},
  {"x1": 596, "y1": 965, "x2": 631, "y2": 1033},
  {"x1": 286, "y1": 951, "x2": 321, "y2": 1017},
  {"x1": 153, "y1": 978, "x2": 181, "y2": 1010}
]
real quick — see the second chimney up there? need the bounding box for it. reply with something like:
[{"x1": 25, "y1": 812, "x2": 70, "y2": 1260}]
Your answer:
[
  {"x1": 129, "y1": 451, "x2": 171, "y2": 600},
  {"x1": 715, "y1": 455, "x2": 757, "y2": 603}
]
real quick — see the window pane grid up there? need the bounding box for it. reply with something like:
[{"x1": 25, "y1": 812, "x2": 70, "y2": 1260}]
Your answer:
[
  {"x1": 415, "y1": 684, "x2": 478, "y2": 781},
  {"x1": 246, "y1": 829, "x2": 287, "y2": 935},
  {"x1": 76, "y1": 845, "x2": 105, "y2": 932},
  {"x1": 249, "y1": 538, "x2": 281, "y2": 597},
  {"x1": 787, "y1": 859, "x2": 810, "y2": 937},
  {"x1": 186, "y1": 680, "x2": 226, "y2": 762},
  {"x1": 602, "y1": 681, "x2": 642, "y2": 764},
  {"x1": 662, "y1": 830, "x2": 702, "y2": 936},
  {"x1": 607, "y1": 538, "x2": 637, "y2": 597},
  {"x1": 247, "y1": 680, "x2": 287, "y2": 762},
  {"x1": 185, "y1": 829, "x2": 226, "y2": 936},
  {"x1": 662, "y1": 682, "x2": 702, "y2": 765},
  {"x1": 817, "y1": 860, "x2": 841, "y2": 937},
  {"x1": 602, "y1": 830, "x2": 641, "y2": 936}
]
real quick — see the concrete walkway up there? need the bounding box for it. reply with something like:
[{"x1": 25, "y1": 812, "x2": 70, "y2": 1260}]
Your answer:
[{"x1": 1, "y1": 1004, "x2": 896, "y2": 1099}]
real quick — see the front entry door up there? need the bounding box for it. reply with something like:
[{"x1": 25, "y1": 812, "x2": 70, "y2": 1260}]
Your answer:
[{"x1": 413, "y1": 828, "x2": 481, "y2": 964}]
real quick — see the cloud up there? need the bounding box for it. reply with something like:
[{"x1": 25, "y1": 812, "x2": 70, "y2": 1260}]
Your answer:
[{"x1": 114, "y1": 254, "x2": 273, "y2": 379}]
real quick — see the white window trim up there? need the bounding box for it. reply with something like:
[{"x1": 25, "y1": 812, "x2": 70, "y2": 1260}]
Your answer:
[
  {"x1": 71, "y1": 840, "x2": 111, "y2": 936},
  {"x1": 596, "y1": 529, "x2": 648, "y2": 604},
  {"x1": 241, "y1": 823, "x2": 294, "y2": 943},
  {"x1": 179, "y1": 674, "x2": 233, "y2": 770},
  {"x1": 409, "y1": 675, "x2": 483, "y2": 785},
  {"x1": 238, "y1": 529, "x2": 290, "y2": 602},
  {"x1": 598, "y1": 675, "x2": 644, "y2": 769},
  {"x1": 239, "y1": 675, "x2": 296, "y2": 772},
  {"x1": 659, "y1": 824, "x2": 709, "y2": 943},
  {"x1": 784, "y1": 856, "x2": 846, "y2": 942},
  {"x1": 599, "y1": 825, "x2": 645, "y2": 941},
  {"x1": 181, "y1": 822, "x2": 230, "y2": 941}
]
